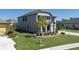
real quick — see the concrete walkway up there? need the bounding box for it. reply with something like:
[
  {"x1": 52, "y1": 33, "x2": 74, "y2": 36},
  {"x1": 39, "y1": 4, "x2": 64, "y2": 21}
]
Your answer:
[
  {"x1": 40, "y1": 42, "x2": 79, "y2": 50},
  {"x1": 0, "y1": 36, "x2": 16, "y2": 50},
  {"x1": 59, "y1": 30, "x2": 79, "y2": 36}
]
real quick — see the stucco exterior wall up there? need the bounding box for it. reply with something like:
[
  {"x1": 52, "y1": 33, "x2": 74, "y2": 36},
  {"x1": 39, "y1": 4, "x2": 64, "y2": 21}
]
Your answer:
[
  {"x1": 17, "y1": 17, "x2": 23, "y2": 30},
  {"x1": 17, "y1": 12, "x2": 56, "y2": 33},
  {"x1": 17, "y1": 15, "x2": 37, "y2": 33},
  {"x1": 27, "y1": 15, "x2": 37, "y2": 33}
]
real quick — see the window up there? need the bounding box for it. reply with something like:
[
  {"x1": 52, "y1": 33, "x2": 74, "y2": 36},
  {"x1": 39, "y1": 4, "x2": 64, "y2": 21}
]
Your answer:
[
  {"x1": 38, "y1": 16, "x2": 50, "y2": 20},
  {"x1": 24, "y1": 16, "x2": 27, "y2": 21},
  {"x1": 46, "y1": 16, "x2": 50, "y2": 20},
  {"x1": 22, "y1": 16, "x2": 27, "y2": 21},
  {"x1": 38, "y1": 16, "x2": 40, "y2": 20}
]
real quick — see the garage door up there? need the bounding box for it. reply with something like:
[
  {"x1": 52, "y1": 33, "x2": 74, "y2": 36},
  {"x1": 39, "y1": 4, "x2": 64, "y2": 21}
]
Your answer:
[{"x1": 0, "y1": 28, "x2": 6, "y2": 35}]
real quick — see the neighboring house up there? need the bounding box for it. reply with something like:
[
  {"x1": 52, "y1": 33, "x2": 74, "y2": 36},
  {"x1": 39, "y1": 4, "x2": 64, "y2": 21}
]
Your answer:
[
  {"x1": 17, "y1": 10, "x2": 56, "y2": 33},
  {"x1": 0, "y1": 20, "x2": 16, "y2": 35},
  {"x1": 62, "y1": 18, "x2": 79, "y2": 29}
]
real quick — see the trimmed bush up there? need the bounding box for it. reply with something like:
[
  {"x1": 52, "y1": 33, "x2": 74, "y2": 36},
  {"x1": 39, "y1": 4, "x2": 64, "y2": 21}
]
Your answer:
[
  {"x1": 61, "y1": 32, "x2": 65, "y2": 35},
  {"x1": 25, "y1": 34, "x2": 33, "y2": 37},
  {"x1": 51, "y1": 32, "x2": 54, "y2": 35},
  {"x1": 8, "y1": 32, "x2": 17, "y2": 38},
  {"x1": 7, "y1": 31, "x2": 13, "y2": 35}
]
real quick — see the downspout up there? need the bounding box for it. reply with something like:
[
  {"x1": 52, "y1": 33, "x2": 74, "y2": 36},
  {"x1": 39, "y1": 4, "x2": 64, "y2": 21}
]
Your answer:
[{"x1": 52, "y1": 16, "x2": 56, "y2": 34}]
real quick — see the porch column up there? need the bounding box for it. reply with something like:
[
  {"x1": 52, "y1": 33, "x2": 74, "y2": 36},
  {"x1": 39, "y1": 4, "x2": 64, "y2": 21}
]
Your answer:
[
  {"x1": 40, "y1": 26, "x2": 43, "y2": 33},
  {"x1": 45, "y1": 27, "x2": 47, "y2": 34},
  {"x1": 50, "y1": 23, "x2": 53, "y2": 33}
]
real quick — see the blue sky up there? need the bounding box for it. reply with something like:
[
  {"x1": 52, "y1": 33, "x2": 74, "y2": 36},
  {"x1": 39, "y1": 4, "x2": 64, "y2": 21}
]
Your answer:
[{"x1": 0, "y1": 9, "x2": 79, "y2": 20}]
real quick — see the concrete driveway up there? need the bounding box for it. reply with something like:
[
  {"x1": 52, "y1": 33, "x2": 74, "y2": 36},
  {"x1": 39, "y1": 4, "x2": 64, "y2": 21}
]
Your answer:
[{"x1": 0, "y1": 36, "x2": 16, "y2": 50}]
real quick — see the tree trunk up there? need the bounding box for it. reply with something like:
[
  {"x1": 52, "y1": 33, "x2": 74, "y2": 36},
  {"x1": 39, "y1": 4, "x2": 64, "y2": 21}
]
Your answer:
[
  {"x1": 45, "y1": 27, "x2": 47, "y2": 34},
  {"x1": 40, "y1": 26, "x2": 43, "y2": 34}
]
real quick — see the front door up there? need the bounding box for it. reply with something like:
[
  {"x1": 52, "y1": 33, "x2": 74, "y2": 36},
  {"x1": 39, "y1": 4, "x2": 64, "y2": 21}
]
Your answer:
[{"x1": 47, "y1": 25, "x2": 50, "y2": 32}]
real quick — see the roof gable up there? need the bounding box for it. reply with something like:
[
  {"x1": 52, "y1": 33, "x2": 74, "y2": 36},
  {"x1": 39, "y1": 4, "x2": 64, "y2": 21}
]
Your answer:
[{"x1": 19, "y1": 10, "x2": 53, "y2": 17}]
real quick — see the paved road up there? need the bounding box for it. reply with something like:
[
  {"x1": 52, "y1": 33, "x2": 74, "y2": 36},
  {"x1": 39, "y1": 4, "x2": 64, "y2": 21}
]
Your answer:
[
  {"x1": 40, "y1": 43, "x2": 79, "y2": 50},
  {"x1": 0, "y1": 36, "x2": 16, "y2": 50}
]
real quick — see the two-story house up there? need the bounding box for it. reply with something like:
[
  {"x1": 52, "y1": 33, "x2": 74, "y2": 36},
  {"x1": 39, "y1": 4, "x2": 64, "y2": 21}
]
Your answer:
[{"x1": 17, "y1": 10, "x2": 56, "y2": 33}]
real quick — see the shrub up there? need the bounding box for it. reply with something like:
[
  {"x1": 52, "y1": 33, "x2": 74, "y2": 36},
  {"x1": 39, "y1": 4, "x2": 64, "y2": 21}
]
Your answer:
[
  {"x1": 36, "y1": 33, "x2": 41, "y2": 36},
  {"x1": 56, "y1": 29, "x2": 58, "y2": 33},
  {"x1": 51, "y1": 32, "x2": 54, "y2": 35},
  {"x1": 9, "y1": 32, "x2": 17, "y2": 38},
  {"x1": 36, "y1": 33, "x2": 44, "y2": 36},
  {"x1": 74, "y1": 27, "x2": 78, "y2": 30},
  {"x1": 7, "y1": 31, "x2": 13, "y2": 35},
  {"x1": 44, "y1": 33, "x2": 47, "y2": 35},
  {"x1": 47, "y1": 32, "x2": 50, "y2": 35},
  {"x1": 61, "y1": 32, "x2": 65, "y2": 35},
  {"x1": 25, "y1": 34, "x2": 33, "y2": 37},
  {"x1": 32, "y1": 34, "x2": 37, "y2": 38}
]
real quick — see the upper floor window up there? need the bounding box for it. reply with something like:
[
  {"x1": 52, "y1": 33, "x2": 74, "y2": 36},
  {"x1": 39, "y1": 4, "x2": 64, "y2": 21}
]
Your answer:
[
  {"x1": 22, "y1": 16, "x2": 27, "y2": 22},
  {"x1": 46, "y1": 16, "x2": 50, "y2": 20},
  {"x1": 38, "y1": 16, "x2": 50, "y2": 20}
]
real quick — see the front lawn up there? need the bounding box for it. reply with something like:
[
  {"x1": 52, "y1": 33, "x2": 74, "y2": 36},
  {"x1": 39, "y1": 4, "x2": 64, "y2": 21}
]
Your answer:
[
  {"x1": 62, "y1": 29, "x2": 79, "y2": 33},
  {"x1": 11, "y1": 31, "x2": 79, "y2": 50}
]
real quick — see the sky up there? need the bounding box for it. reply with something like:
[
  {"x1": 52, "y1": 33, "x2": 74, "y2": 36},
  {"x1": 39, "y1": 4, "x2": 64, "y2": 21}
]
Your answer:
[{"x1": 0, "y1": 9, "x2": 79, "y2": 21}]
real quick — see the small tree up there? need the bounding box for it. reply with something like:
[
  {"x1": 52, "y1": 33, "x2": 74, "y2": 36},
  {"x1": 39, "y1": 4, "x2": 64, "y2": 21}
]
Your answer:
[
  {"x1": 56, "y1": 20, "x2": 64, "y2": 30},
  {"x1": 36, "y1": 16, "x2": 48, "y2": 35}
]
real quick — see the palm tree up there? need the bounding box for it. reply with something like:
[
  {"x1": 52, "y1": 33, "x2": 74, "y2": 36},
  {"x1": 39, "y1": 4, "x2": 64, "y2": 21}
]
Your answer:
[{"x1": 36, "y1": 16, "x2": 48, "y2": 35}]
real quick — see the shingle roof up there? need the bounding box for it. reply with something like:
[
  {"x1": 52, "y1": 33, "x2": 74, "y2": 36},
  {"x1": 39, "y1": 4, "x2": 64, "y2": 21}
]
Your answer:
[
  {"x1": 0, "y1": 20, "x2": 16, "y2": 23},
  {"x1": 62, "y1": 18, "x2": 79, "y2": 24},
  {"x1": 19, "y1": 10, "x2": 53, "y2": 17},
  {"x1": 0, "y1": 20, "x2": 9, "y2": 23}
]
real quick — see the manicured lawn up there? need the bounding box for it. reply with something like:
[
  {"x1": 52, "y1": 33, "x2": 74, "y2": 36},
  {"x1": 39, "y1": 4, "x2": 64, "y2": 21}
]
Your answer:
[
  {"x1": 62, "y1": 29, "x2": 79, "y2": 33},
  {"x1": 11, "y1": 31, "x2": 79, "y2": 50},
  {"x1": 68, "y1": 47, "x2": 79, "y2": 50}
]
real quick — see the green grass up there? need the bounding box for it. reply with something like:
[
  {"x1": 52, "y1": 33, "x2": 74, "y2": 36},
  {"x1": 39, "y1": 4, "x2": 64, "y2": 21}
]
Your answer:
[
  {"x1": 62, "y1": 29, "x2": 79, "y2": 33},
  {"x1": 68, "y1": 47, "x2": 79, "y2": 50},
  {"x1": 11, "y1": 31, "x2": 79, "y2": 50}
]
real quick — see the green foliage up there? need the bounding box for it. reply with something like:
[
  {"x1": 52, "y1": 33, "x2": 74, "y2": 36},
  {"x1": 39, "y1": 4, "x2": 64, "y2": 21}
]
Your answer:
[
  {"x1": 62, "y1": 29, "x2": 79, "y2": 33},
  {"x1": 8, "y1": 31, "x2": 17, "y2": 37},
  {"x1": 12, "y1": 31, "x2": 79, "y2": 50},
  {"x1": 36, "y1": 16, "x2": 48, "y2": 34},
  {"x1": 36, "y1": 16, "x2": 48, "y2": 27},
  {"x1": 39, "y1": 16, "x2": 46, "y2": 22},
  {"x1": 56, "y1": 22, "x2": 64, "y2": 30}
]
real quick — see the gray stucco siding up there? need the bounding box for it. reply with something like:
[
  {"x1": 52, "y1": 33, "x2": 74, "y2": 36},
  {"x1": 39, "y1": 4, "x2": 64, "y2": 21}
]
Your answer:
[
  {"x1": 17, "y1": 11, "x2": 56, "y2": 33},
  {"x1": 26, "y1": 15, "x2": 38, "y2": 33}
]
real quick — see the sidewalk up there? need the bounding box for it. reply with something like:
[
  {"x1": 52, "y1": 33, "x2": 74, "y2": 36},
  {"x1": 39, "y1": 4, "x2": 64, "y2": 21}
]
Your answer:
[{"x1": 40, "y1": 42, "x2": 79, "y2": 50}]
